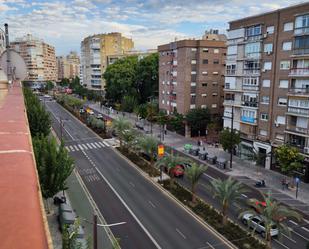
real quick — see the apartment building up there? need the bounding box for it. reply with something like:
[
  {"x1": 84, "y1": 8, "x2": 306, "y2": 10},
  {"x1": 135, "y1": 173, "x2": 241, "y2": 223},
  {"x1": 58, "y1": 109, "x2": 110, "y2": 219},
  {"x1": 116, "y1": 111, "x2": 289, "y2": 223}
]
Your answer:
[
  {"x1": 57, "y1": 51, "x2": 80, "y2": 80},
  {"x1": 10, "y1": 34, "x2": 57, "y2": 82},
  {"x1": 0, "y1": 29, "x2": 5, "y2": 55},
  {"x1": 158, "y1": 31, "x2": 226, "y2": 124},
  {"x1": 80, "y1": 32, "x2": 134, "y2": 90},
  {"x1": 223, "y1": 2, "x2": 309, "y2": 174},
  {"x1": 107, "y1": 49, "x2": 157, "y2": 65}
]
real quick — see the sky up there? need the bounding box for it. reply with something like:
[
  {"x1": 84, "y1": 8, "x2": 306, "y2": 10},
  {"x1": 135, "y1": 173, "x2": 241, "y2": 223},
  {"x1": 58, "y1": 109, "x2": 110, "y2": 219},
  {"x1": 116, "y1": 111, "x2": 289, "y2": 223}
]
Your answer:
[{"x1": 0, "y1": 0, "x2": 304, "y2": 55}]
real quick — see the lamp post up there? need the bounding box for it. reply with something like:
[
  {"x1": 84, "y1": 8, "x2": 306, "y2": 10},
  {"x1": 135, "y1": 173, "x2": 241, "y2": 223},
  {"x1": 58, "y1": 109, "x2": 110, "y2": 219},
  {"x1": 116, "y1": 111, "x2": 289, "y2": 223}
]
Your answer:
[{"x1": 230, "y1": 107, "x2": 234, "y2": 169}]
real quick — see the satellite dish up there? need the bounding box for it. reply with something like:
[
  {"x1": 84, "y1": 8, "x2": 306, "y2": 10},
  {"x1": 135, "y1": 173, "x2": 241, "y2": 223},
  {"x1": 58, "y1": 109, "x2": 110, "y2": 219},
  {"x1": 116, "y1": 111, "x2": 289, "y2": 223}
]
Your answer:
[{"x1": 0, "y1": 49, "x2": 27, "y2": 81}]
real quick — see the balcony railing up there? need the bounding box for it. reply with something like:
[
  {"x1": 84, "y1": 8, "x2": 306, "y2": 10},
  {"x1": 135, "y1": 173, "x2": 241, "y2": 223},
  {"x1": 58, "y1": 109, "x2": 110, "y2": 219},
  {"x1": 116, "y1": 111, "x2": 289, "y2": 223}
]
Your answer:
[
  {"x1": 293, "y1": 48, "x2": 309, "y2": 56},
  {"x1": 226, "y1": 70, "x2": 236, "y2": 76},
  {"x1": 223, "y1": 99, "x2": 242, "y2": 106},
  {"x1": 287, "y1": 107, "x2": 309, "y2": 116},
  {"x1": 294, "y1": 27, "x2": 309, "y2": 36},
  {"x1": 289, "y1": 68, "x2": 309, "y2": 76},
  {"x1": 242, "y1": 85, "x2": 259, "y2": 91},
  {"x1": 244, "y1": 35, "x2": 262, "y2": 42},
  {"x1": 286, "y1": 125, "x2": 309, "y2": 135},
  {"x1": 243, "y1": 69, "x2": 260, "y2": 75},
  {"x1": 288, "y1": 87, "x2": 309, "y2": 95},
  {"x1": 241, "y1": 116, "x2": 257, "y2": 124},
  {"x1": 242, "y1": 101, "x2": 258, "y2": 107}
]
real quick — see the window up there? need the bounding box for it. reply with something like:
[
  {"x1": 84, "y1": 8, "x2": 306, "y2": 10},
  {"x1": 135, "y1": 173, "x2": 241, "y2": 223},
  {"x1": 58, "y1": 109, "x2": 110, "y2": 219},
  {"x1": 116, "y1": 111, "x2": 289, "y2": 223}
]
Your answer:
[
  {"x1": 261, "y1": 113, "x2": 269, "y2": 121},
  {"x1": 202, "y1": 71, "x2": 208, "y2": 75},
  {"x1": 203, "y1": 48, "x2": 209, "y2": 52},
  {"x1": 213, "y1": 59, "x2": 219, "y2": 64},
  {"x1": 245, "y1": 25, "x2": 262, "y2": 37},
  {"x1": 264, "y1": 43, "x2": 273, "y2": 53},
  {"x1": 190, "y1": 82, "x2": 196, "y2": 86},
  {"x1": 266, "y1": 26, "x2": 274, "y2": 34},
  {"x1": 245, "y1": 42, "x2": 260, "y2": 57},
  {"x1": 282, "y1": 41, "x2": 292, "y2": 51},
  {"x1": 190, "y1": 93, "x2": 196, "y2": 97},
  {"x1": 283, "y1": 22, "x2": 293, "y2": 31},
  {"x1": 259, "y1": 130, "x2": 268, "y2": 136},
  {"x1": 295, "y1": 15, "x2": 309, "y2": 31},
  {"x1": 227, "y1": 45, "x2": 237, "y2": 55},
  {"x1": 279, "y1": 80, "x2": 289, "y2": 88},
  {"x1": 211, "y1": 104, "x2": 217, "y2": 108},
  {"x1": 280, "y1": 60, "x2": 290, "y2": 70},
  {"x1": 278, "y1": 97, "x2": 287, "y2": 106},
  {"x1": 276, "y1": 116, "x2": 286, "y2": 125},
  {"x1": 261, "y1": 96, "x2": 270, "y2": 104},
  {"x1": 212, "y1": 93, "x2": 218, "y2": 96},
  {"x1": 275, "y1": 133, "x2": 284, "y2": 141},
  {"x1": 190, "y1": 104, "x2": 196, "y2": 109},
  {"x1": 161, "y1": 99, "x2": 164, "y2": 104},
  {"x1": 243, "y1": 77, "x2": 258, "y2": 86},
  {"x1": 191, "y1": 59, "x2": 197, "y2": 64},
  {"x1": 212, "y1": 82, "x2": 218, "y2": 85},
  {"x1": 191, "y1": 71, "x2": 197, "y2": 75},
  {"x1": 201, "y1": 105, "x2": 207, "y2": 108},
  {"x1": 162, "y1": 90, "x2": 165, "y2": 94},
  {"x1": 202, "y1": 83, "x2": 207, "y2": 87},
  {"x1": 264, "y1": 62, "x2": 272, "y2": 70},
  {"x1": 294, "y1": 36, "x2": 309, "y2": 53},
  {"x1": 201, "y1": 93, "x2": 207, "y2": 97},
  {"x1": 191, "y1": 48, "x2": 197, "y2": 52},
  {"x1": 203, "y1": 59, "x2": 208, "y2": 64},
  {"x1": 213, "y1": 72, "x2": 219, "y2": 75},
  {"x1": 263, "y1": 79, "x2": 270, "y2": 87},
  {"x1": 214, "y1": 48, "x2": 219, "y2": 54},
  {"x1": 226, "y1": 64, "x2": 236, "y2": 75}
]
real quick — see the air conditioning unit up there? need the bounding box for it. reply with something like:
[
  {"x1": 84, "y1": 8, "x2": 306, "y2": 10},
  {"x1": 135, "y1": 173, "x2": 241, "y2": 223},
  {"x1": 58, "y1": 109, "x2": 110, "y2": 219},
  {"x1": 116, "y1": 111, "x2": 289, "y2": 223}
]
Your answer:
[
  {"x1": 262, "y1": 69, "x2": 267, "y2": 73},
  {"x1": 263, "y1": 33, "x2": 268, "y2": 38},
  {"x1": 275, "y1": 122, "x2": 280, "y2": 127},
  {"x1": 304, "y1": 147, "x2": 309, "y2": 154},
  {"x1": 267, "y1": 51, "x2": 272, "y2": 55}
]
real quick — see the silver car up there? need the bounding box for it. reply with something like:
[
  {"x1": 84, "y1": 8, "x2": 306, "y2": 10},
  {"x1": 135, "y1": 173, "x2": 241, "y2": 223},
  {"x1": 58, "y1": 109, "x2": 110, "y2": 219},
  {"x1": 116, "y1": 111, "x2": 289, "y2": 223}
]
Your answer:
[{"x1": 242, "y1": 213, "x2": 278, "y2": 238}]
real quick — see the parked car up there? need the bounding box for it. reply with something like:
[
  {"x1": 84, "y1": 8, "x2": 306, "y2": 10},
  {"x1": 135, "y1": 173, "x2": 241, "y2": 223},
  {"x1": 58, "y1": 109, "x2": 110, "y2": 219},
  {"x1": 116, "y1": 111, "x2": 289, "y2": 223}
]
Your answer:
[
  {"x1": 169, "y1": 165, "x2": 185, "y2": 178},
  {"x1": 58, "y1": 203, "x2": 76, "y2": 230},
  {"x1": 96, "y1": 113, "x2": 103, "y2": 119},
  {"x1": 88, "y1": 110, "x2": 94, "y2": 115},
  {"x1": 242, "y1": 213, "x2": 278, "y2": 238}
]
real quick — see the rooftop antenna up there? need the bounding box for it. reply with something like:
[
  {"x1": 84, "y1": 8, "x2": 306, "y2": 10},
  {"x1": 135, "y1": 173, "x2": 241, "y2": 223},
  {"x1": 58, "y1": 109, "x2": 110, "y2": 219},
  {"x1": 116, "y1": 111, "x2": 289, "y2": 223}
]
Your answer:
[{"x1": 4, "y1": 23, "x2": 11, "y2": 83}]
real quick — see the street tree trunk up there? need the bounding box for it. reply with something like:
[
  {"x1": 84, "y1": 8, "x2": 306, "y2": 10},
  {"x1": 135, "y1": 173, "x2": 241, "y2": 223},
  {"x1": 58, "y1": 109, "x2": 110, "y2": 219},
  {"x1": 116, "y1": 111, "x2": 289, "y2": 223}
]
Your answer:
[{"x1": 222, "y1": 201, "x2": 228, "y2": 226}]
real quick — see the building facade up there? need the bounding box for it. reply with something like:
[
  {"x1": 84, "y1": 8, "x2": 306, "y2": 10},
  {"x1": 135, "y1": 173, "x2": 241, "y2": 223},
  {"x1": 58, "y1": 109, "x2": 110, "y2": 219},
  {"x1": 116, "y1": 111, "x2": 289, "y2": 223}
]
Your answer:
[
  {"x1": 223, "y1": 3, "x2": 309, "y2": 174},
  {"x1": 158, "y1": 33, "x2": 226, "y2": 119},
  {"x1": 57, "y1": 51, "x2": 80, "y2": 80},
  {"x1": 106, "y1": 49, "x2": 157, "y2": 65},
  {"x1": 80, "y1": 33, "x2": 134, "y2": 90},
  {"x1": 0, "y1": 29, "x2": 5, "y2": 55},
  {"x1": 10, "y1": 34, "x2": 57, "y2": 82}
]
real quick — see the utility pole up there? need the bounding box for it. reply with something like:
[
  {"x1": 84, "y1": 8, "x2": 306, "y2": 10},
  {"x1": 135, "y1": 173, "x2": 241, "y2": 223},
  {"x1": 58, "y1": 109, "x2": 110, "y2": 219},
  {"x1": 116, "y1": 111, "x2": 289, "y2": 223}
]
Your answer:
[
  {"x1": 60, "y1": 117, "x2": 63, "y2": 140},
  {"x1": 93, "y1": 214, "x2": 98, "y2": 249},
  {"x1": 4, "y1": 23, "x2": 11, "y2": 82},
  {"x1": 230, "y1": 106, "x2": 234, "y2": 169}
]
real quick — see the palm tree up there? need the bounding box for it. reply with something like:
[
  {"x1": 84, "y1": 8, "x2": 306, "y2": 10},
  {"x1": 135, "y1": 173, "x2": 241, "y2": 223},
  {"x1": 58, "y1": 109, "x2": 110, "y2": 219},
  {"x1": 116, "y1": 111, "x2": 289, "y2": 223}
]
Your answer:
[
  {"x1": 155, "y1": 154, "x2": 191, "y2": 187},
  {"x1": 240, "y1": 193, "x2": 302, "y2": 249},
  {"x1": 112, "y1": 117, "x2": 132, "y2": 149},
  {"x1": 137, "y1": 136, "x2": 158, "y2": 167},
  {"x1": 211, "y1": 176, "x2": 247, "y2": 225},
  {"x1": 146, "y1": 101, "x2": 158, "y2": 135},
  {"x1": 186, "y1": 163, "x2": 208, "y2": 203}
]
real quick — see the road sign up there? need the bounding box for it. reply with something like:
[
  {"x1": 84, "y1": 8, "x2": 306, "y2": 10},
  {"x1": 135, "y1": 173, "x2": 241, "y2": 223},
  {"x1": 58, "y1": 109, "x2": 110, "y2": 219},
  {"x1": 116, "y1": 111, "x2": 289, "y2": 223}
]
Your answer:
[{"x1": 158, "y1": 144, "x2": 164, "y2": 157}]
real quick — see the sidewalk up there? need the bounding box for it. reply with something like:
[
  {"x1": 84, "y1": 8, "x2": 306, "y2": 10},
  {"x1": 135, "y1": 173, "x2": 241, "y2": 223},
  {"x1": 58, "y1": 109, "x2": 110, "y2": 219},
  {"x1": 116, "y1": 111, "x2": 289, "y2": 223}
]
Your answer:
[{"x1": 90, "y1": 103, "x2": 309, "y2": 216}]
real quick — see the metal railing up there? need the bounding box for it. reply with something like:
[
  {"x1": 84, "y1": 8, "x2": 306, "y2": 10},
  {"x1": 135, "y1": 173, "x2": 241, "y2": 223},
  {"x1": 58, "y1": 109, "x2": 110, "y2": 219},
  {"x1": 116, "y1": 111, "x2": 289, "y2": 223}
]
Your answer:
[
  {"x1": 294, "y1": 27, "x2": 309, "y2": 36},
  {"x1": 287, "y1": 107, "x2": 309, "y2": 116},
  {"x1": 288, "y1": 87, "x2": 309, "y2": 95},
  {"x1": 286, "y1": 125, "x2": 309, "y2": 135},
  {"x1": 289, "y1": 68, "x2": 309, "y2": 76}
]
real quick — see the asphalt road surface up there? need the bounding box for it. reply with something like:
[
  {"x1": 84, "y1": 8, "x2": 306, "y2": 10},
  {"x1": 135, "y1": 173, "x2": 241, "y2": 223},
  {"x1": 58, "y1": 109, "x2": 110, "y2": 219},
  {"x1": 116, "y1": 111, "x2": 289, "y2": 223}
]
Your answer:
[{"x1": 45, "y1": 100, "x2": 233, "y2": 249}]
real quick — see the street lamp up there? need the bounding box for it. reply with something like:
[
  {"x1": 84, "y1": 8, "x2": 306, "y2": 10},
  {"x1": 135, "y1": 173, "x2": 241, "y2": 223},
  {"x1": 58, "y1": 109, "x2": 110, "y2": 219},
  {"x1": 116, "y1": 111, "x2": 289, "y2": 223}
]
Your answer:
[
  {"x1": 59, "y1": 117, "x2": 69, "y2": 141},
  {"x1": 223, "y1": 106, "x2": 234, "y2": 169}
]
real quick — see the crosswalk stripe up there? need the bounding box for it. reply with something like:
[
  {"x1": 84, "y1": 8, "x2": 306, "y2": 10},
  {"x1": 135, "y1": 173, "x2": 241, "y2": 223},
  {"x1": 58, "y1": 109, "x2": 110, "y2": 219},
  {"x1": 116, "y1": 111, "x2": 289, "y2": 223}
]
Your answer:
[
  {"x1": 74, "y1": 145, "x2": 79, "y2": 151},
  {"x1": 65, "y1": 146, "x2": 70, "y2": 152},
  {"x1": 92, "y1": 143, "x2": 97, "y2": 148},
  {"x1": 102, "y1": 141, "x2": 110, "y2": 147},
  {"x1": 78, "y1": 144, "x2": 84, "y2": 150},
  {"x1": 94, "y1": 142, "x2": 101, "y2": 148},
  {"x1": 98, "y1": 142, "x2": 105, "y2": 147},
  {"x1": 86, "y1": 143, "x2": 93, "y2": 149},
  {"x1": 82, "y1": 144, "x2": 88, "y2": 150},
  {"x1": 69, "y1": 146, "x2": 75, "y2": 151}
]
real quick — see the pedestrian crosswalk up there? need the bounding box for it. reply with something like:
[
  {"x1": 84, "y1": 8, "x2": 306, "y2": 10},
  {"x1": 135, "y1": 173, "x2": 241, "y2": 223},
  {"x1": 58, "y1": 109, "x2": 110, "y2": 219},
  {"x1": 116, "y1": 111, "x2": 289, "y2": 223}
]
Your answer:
[{"x1": 65, "y1": 141, "x2": 110, "y2": 152}]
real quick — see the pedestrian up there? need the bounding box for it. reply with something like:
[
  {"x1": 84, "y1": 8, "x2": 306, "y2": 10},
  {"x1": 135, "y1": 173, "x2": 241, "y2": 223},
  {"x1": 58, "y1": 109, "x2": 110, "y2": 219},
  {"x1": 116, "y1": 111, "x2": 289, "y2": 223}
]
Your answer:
[
  {"x1": 281, "y1": 177, "x2": 286, "y2": 190},
  {"x1": 197, "y1": 140, "x2": 200, "y2": 147}
]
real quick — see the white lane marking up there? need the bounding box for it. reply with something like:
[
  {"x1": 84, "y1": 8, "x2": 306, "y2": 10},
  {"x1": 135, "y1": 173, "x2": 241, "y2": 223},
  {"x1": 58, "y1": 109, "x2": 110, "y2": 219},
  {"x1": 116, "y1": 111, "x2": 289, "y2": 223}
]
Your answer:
[
  {"x1": 74, "y1": 145, "x2": 79, "y2": 151},
  {"x1": 203, "y1": 173, "x2": 215, "y2": 181},
  {"x1": 95, "y1": 142, "x2": 102, "y2": 148},
  {"x1": 304, "y1": 219, "x2": 309, "y2": 224},
  {"x1": 176, "y1": 228, "x2": 186, "y2": 239},
  {"x1": 302, "y1": 227, "x2": 309, "y2": 233},
  {"x1": 86, "y1": 143, "x2": 93, "y2": 149},
  {"x1": 65, "y1": 146, "x2": 70, "y2": 152},
  {"x1": 148, "y1": 201, "x2": 156, "y2": 208},
  {"x1": 206, "y1": 242, "x2": 215, "y2": 249},
  {"x1": 91, "y1": 143, "x2": 98, "y2": 148},
  {"x1": 78, "y1": 144, "x2": 84, "y2": 151},
  {"x1": 241, "y1": 194, "x2": 248, "y2": 198},
  {"x1": 274, "y1": 239, "x2": 290, "y2": 249},
  {"x1": 129, "y1": 182, "x2": 135, "y2": 188},
  {"x1": 82, "y1": 144, "x2": 88, "y2": 150},
  {"x1": 289, "y1": 220, "x2": 298, "y2": 226},
  {"x1": 232, "y1": 203, "x2": 241, "y2": 209},
  {"x1": 102, "y1": 141, "x2": 110, "y2": 147},
  {"x1": 69, "y1": 145, "x2": 75, "y2": 151},
  {"x1": 292, "y1": 230, "x2": 309, "y2": 242},
  {"x1": 282, "y1": 233, "x2": 296, "y2": 243},
  {"x1": 99, "y1": 142, "x2": 106, "y2": 147},
  {"x1": 94, "y1": 167, "x2": 162, "y2": 249}
]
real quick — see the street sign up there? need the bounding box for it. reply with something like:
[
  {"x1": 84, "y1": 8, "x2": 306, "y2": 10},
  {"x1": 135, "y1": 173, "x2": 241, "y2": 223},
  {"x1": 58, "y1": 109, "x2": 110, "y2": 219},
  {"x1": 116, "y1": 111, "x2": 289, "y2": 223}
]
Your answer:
[{"x1": 158, "y1": 144, "x2": 164, "y2": 157}]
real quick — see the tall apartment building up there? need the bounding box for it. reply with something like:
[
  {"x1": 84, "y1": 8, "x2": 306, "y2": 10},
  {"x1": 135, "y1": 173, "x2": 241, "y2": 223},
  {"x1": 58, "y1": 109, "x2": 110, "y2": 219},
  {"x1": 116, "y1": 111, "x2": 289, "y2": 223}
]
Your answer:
[
  {"x1": 10, "y1": 34, "x2": 57, "y2": 82},
  {"x1": 223, "y1": 3, "x2": 309, "y2": 174},
  {"x1": 80, "y1": 32, "x2": 134, "y2": 90},
  {"x1": 107, "y1": 49, "x2": 157, "y2": 65},
  {"x1": 57, "y1": 51, "x2": 80, "y2": 80},
  {"x1": 158, "y1": 32, "x2": 226, "y2": 124}
]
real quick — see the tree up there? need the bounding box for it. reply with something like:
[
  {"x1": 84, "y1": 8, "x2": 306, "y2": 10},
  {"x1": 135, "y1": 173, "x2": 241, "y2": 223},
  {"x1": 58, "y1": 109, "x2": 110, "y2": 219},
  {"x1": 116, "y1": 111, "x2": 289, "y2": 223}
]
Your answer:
[
  {"x1": 137, "y1": 135, "x2": 158, "y2": 167},
  {"x1": 104, "y1": 56, "x2": 138, "y2": 104},
  {"x1": 121, "y1": 95, "x2": 138, "y2": 113},
  {"x1": 211, "y1": 177, "x2": 247, "y2": 225},
  {"x1": 146, "y1": 100, "x2": 158, "y2": 134},
  {"x1": 155, "y1": 154, "x2": 191, "y2": 187},
  {"x1": 62, "y1": 219, "x2": 88, "y2": 249},
  {"x1": 275, "y1": 145, "x2": 304, "y2": 176},
  {"x1": 240, "y1": 193, "x2": 302, "y2": 249},
  {"x1": 135, "y1": 104, "x2": 148, "y2": 120},
  {"x1": 136, "y1": 53, "x2": 159, "y2": 103},
  {"x1": 186, "y1": 108, "x2": 210, "y2": 136},
  {"x1": 45, "y1": 81, "x2": 54, "y2": 92},
  {"x1": 219, "y1": 128, "x2": 241, "y2": 153},
  {"x1": 23, "y1": 88, "x2": 51, "y2": 137},
  {"x1": 112, "y1": 117, "x2": 132, "y2": 149},
  {"x1": 169, "y1": 112, "x2": 184, "y2": 133},
  {"x1": 122, "y1": 128, "x2": 138, "y2": 150},
  {"x1": 60, "y1": 78, "x2": 70, "y2": 87},
  {"x1": 33, "y1": 135, "x2": 74, "y2": 200},
  {"x1": 185, "y1": 163, "x2": 208, "y2": 203}
]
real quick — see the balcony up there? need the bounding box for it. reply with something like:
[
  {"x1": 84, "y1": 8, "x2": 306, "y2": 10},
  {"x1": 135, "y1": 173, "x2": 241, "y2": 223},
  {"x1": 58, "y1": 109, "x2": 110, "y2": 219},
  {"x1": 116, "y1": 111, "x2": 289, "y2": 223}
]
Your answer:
[
  {"x1": 243, "y1": 69, "x2": 260, "y2": 75},
  {"x1": 294, "y1": 27, "x2": 309, "y2": 36},
  {"x1": 225, "y1": 69, "x2": 236, "y2": 76},
  {"x1": 293, "y1": 48, "x2": 309, "y2": 56},
  {"x1": 242, "y1": 101, "x2": 258, "y2": 108},
  {"x1": 288, "y1": 87, "x2": 309, "y2": 96},
  {"x1": 287, "y1": 107, "x2": 309, "y2": 116},
  {"x1": 241, "y1": 116, "x2": 257, "y2": 124},
  {"x1": 223, "y1": 99, "x2": 242, "y2": 106},
  {"x1": 244, "y1": 35, "x2": 262, "y2": 42},
  {"x1": 286, "y1": 125, "x2": 309, "y2": 135},
  {"x1": 242, "y1": 85, "x2": 259, "y2": 91},
  {"x1": 289, "y1": 68, "x2": 309, "y2": 77}
]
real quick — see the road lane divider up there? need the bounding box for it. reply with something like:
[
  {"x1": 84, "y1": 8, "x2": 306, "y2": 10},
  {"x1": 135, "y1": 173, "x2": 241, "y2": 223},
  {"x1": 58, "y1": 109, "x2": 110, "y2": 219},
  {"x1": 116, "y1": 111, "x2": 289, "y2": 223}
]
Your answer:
[{"x1": 176, "y1": 228, "x2": 186, "y2": 239}]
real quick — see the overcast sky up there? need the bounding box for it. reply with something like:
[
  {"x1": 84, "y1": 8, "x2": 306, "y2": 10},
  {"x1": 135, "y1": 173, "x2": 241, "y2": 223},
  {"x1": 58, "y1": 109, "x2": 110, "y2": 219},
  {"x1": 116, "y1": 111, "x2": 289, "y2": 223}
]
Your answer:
[{"x1": 0, "y1": 0, "x2": 304, "y2": 55}]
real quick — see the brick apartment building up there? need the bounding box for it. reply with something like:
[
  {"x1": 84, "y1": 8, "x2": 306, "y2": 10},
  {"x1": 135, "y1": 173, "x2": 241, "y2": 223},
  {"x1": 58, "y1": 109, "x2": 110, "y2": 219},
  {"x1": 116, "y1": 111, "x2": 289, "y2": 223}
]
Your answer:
[
  {"x1": 158, "y1": 31, "x2": 227, "y2": 126},
  {"x1": 223, "y1": 2, "x2": 309, "y2": 177}
]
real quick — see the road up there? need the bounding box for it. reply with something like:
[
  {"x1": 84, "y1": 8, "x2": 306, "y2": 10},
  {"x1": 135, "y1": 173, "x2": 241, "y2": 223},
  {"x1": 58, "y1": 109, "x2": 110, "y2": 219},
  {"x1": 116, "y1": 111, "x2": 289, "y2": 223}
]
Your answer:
[{"x1": 45, "y1": 100, "x2": 233, "y2": 249}]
